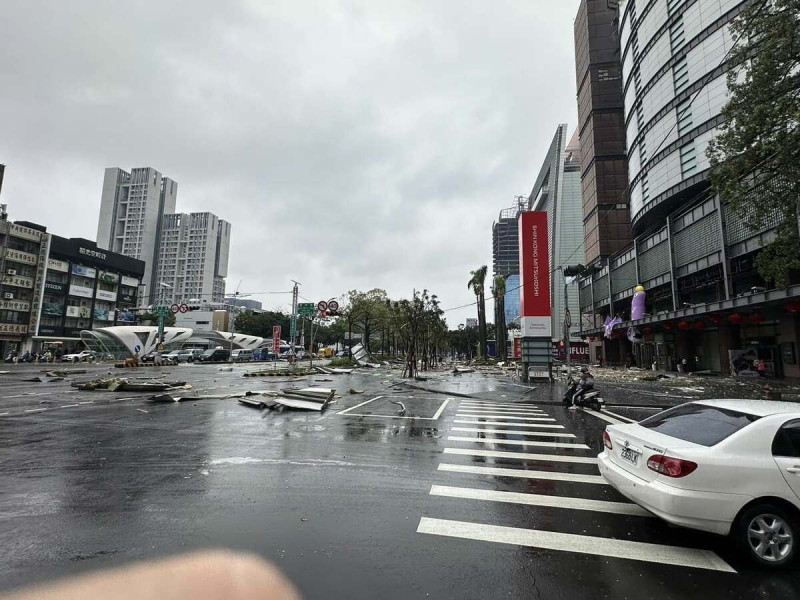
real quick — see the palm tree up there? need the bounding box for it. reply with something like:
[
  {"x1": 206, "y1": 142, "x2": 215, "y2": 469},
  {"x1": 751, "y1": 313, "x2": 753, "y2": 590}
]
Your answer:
[
  {"x1": 493, "y1": 275, "x2": 507, "y2": 361},
  {"x1": 467, "y1": 266, "x2": 488, "y2": 359}
]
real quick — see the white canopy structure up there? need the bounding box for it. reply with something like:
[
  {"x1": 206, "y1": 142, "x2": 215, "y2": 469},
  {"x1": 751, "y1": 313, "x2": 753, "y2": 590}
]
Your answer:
[{"x1": 80, "y1": 326, "x2": 193, "y2": 359}]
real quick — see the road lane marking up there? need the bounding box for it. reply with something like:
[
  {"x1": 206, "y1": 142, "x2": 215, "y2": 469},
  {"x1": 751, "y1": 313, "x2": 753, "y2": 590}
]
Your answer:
[
  {"x1": 78, "y1": 401, "x2": 94, "y2": 405},
  {"x1": 59, "y1": 404, "x2": 79, "y2": 408},
  {"x1": 416, "y1": 518, "x2": 735, "y2": 572},
  {"x1": 448, "y1": 436, "x2": 590, "y2": 450},
  {"x1": 456, "y1": 414, "x2": 556, "y2": 422},
  {"x1": 600, "y1": 408, "x2": 636, "y2": 423},
  {"x1": 430, "y1": 485, "x2": 650, "y2": 517},
  {"x1": 452, "y1": 427, "x2": 576, "y2": 439},
  {"x1": 337, "y1": 396, "x2": 384, "y2": 415},
  {"x1": 577, "y1": 408, "x2": 625, "y2": 425},
  {"x1": 443, "y1": 447, "x2": 598, "y2": 465},
  {"x1": 25, "y1": 408, "x2": 46, "y2": 413},
  {"x1": 431, "y1": 398, "x2": 452, "y2": 420},
  {"x1": 438, "y1": 463, "x2": 605, "y2": 484},
  {"x1": 453, "y1": 420, "x2": 565, "y2": 429},
  {"x1": 0, "y1": 412, "x2": 8, "y2": 416}
]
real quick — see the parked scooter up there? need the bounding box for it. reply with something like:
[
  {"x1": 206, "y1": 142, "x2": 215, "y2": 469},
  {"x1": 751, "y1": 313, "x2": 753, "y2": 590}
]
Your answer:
[{"x1": 562, "y1": 373, "x2": 605, "y2": 411}]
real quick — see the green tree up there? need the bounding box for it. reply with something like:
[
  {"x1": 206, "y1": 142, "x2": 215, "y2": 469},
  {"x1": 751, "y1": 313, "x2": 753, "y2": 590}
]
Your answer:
[
  {"x1": 492, "y1": 275, "x2": 507, "y2": 361},
  {"x1": 138, "y1": 311, "x2": 176, "y2": 327},
  {"x1": 707, "y1": 0, "x2": 800, "y2": 288},
  {"x1": 467, "y1": 266, "x2": 488, "y2": 358}
]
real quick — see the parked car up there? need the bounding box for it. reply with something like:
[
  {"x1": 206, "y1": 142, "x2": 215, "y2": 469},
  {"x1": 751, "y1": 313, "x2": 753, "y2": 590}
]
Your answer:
[
  {"x1": 231, "y1": 349, "x2": 254, "y2": 362},
  {"x1": 199, "y1": 348, "x2": 230, "y2": 362},
  {"x1": 335, "y1": 350, "x2": 351, "y2": 358},
  {"x1": 166, "y1": 349, "x2": 203, "y2": 363},
  {"x1": 599, "y1": 399, "x2": 800, "y2": 568},
  {"x1": 141, "y1": 353, "x2": 177, "y2": 365},
  {"x1": 61, "y1": 350, "x2": 92, "y2": 363},
  {"x1": 163, "y1": 351, "x2": 183, "y2": 363}
]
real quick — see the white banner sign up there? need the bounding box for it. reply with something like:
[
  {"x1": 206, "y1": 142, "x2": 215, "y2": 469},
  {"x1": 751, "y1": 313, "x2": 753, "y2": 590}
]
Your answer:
[
  {"x1": 47, "y1": 258, "x2": 69, "y2": 272},
  {"x1": 68, "y1": 284, "x2": 94, "y2": 299},
  {"x1": 96, "y1": 289, "x2": 117, "y2": 301}
]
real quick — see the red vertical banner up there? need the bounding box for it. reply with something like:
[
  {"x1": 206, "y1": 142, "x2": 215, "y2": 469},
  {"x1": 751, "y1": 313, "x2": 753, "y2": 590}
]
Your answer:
[
  {"x1": 518, "y1": 211, "x2": 551, "y2": 338},
  {"x1": 272, "y1": 325, "x2": 282, "y2": 354},
  {"x1": 513, "y1": 338, "x2": 522, "y2": 359}
]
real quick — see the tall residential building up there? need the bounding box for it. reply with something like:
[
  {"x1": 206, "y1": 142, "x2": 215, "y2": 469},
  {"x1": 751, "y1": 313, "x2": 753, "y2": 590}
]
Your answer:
[
  {"x1": 96, "y1": 167, "x2": 178, "y2": 305},
  {"x1": 527, "y1": 125, "x2": 584, "y2": 342},
  {"x1": 155, "y1": 212, "x2": 230, "y2": 305},
  {"x1": 577, "y1": 0, "x2": 800, "y2": 378},
  {"x1": 574, "y1": 0, "x2": 631, "y2": 266}
]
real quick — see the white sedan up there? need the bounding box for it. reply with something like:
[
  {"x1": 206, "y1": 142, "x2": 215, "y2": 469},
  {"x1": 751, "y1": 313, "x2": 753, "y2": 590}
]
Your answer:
[
  {"x1": 61, "y1": 350, "x2": 93, "y2": 362},
  {"x1": 599, "y1": 399, "x2": 800, "y2": 568}
]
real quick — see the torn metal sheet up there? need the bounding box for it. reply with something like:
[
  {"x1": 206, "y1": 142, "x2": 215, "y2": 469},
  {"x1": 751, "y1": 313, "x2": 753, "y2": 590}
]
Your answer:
[{"x1": 272, "y1": 396, "x2": 326, "y2": 411}]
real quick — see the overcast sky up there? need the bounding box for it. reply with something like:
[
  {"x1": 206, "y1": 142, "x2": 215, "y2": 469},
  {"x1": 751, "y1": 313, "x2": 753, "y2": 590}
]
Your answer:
[{"x1": 0, "y1": 0, "x2": 581, "y2": 327}]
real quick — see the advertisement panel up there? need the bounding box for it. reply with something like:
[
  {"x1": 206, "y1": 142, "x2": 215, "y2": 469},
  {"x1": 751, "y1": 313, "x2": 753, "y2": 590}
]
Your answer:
[
  {"x1": 119, "y1": 293, "x2": 135, "y2": 304},
  {"x1": 38, "y1": 326, "x2": 64, "y2": 336},
  {"x1": 0, "y1": 323, "x2": 28, "y2": 334},
  {"x1": 117, "y1": 311, "x2": 136, "y2": 323},
  {"x1": 44, "y1": 281, "x2": 66, "y2": 295},
  {"x1": 0, "y1": 299, "x2": 31, "y2": 312},
  {"x1": 552, "y1": 342, "x2": 589, "y2": 362},
  {"x1": 47, "y1": 258, "x2": 69, "y2": 272},
  {"x1": 96, "y1": 289, "x2": 117, "y2": 302},
  {"x1": 518, "y1": 211, "x2": 551, "y2": 338},
  {"x1": 4, "y1": 275, "x2": 34, "y2": 289},
  {"x1": 120, "y1": 275, "x2": 139, "y2": 287},
  {"x1": 42, "y1": 302, "x2": 64, "y2": 317},
  {"x1": 94, "y1": 309, "x2": 111, "y2": 321},
  {"x1": 68, "y1": 284, "x2": 94, "y2": 298},
  {"x1": 71, "y1": 264, "x2": 97, "y2": 279},
  {"x1": 66, "y1": 306, "x2": 91, "y2": 319},
  {"x1": 272, "y1": 326, "x2": 282, "y2": 355},
  {"x1": 99, "y1": 270, "x2": 119, "y2": 283},
  {"x1": 513, "y1": 338, "x2": 522, "y2": 359},
  {"x1": 3, "y1": 248, "x2": 38, "y2": 265}
]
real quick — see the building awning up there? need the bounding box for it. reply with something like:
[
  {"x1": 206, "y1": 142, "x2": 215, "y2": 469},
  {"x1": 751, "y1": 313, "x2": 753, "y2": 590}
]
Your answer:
[{"x1": 580, "y1": 284, "x2": 800, "y2": 336}]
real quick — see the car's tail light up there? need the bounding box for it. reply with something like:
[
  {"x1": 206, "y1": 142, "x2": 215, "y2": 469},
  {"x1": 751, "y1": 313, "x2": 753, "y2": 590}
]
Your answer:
[
  {"x1": 603, "y1": 431, "x2": 613, "y2": 450},
  {"x1": 647, "y1": 454, "x2": 697, "y2": 478}
]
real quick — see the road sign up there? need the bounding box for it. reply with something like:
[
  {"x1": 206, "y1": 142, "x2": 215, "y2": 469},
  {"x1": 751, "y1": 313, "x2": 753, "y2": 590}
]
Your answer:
[
  {"x1": 153, "y1": 306, "x2": 170, "y2": 317},
  {"x1": 134, "y1": 344, "x2": 141, "y2": 353},
  {"x1": 170, "y1": 304, "x2": 180, "y2": 314},
  {"x1": 298, "y1": 303, "x2": 315, "y2": 317},
  {"x1": 272, "y1": 326, "x2": 281, "y2": 355},
  {"x1": 179, "y1": 304, "x2": 189, "y2": 313},
  {"x1": 327, "y1": 300, "x2": 339, "y2": 313},
  {"x1": 316, "y1": 300, "x2": 328, "y2": 312}
]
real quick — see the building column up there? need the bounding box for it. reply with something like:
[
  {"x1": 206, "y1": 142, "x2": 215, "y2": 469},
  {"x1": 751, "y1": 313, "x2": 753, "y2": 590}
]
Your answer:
[
  {"x1": 717, "y1": 324, "x2": 740, "y2": 376},
  {"x1": 779, "y1": 314, "x2": 800, "y2": 379}
]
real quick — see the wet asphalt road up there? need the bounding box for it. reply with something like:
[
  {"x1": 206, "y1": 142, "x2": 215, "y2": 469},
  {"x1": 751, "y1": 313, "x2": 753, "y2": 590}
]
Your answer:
[{"x1": 1, "y1": 362, "x2": 799, "y2": 599}]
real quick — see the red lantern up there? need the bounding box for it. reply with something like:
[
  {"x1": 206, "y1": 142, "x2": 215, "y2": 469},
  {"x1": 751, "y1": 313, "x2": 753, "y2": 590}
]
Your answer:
[
  {"x1": 662, "y1": 321, "x2": 674, "y2": 331},
  {"x1": 728, "y1": 313, "x2": 744, "y2": 324},
  {"x1": 677, "y1": 321, "x2": 691, "y2": 330},
  {"x1": 708, "y1": 314, "x2": 722, "y2": 325},
  {"x1": 694, "y1": 321, "x2": 706, "y2": 331},
  {"x1": 749, "y1": 313, "x2": 764, "y2": 324},
  {"x1": 589, "y1": 336, "x2": 597, "y2": 342},
  {"x1": 642, "y1": 326, "x2": 653, "y2": 335},
  {"x1": 785, "y1": 301, "x2": 800, "y2": 313}
]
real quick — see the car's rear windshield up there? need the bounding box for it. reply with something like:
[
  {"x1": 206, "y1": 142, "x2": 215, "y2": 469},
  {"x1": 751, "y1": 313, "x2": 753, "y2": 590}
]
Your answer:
[{"x1": 639, "y1": 403, "x2": 760, "y2": 447}]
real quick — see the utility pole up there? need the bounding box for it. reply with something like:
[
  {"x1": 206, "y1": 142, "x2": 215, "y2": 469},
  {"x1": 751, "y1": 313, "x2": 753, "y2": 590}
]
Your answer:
[
  {"x1": 228, "y1": 281, "x2": 242, "y2": 363},
  {"x1": 564, "y1": 280, "x2": 571, "y2": 378},
  {"x1": 290, "y1": 280, "x2": 300, "y2": 359}
]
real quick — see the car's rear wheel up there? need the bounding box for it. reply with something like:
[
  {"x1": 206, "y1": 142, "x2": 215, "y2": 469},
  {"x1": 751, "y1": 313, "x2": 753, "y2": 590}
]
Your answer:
[{"x1": 735, "y1": 503, "x2": 797, "y2": 568}]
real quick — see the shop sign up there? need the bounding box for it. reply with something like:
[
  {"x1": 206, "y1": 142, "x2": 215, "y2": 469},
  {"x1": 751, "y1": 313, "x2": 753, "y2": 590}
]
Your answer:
[
  {"x1": 3, "y1": 274, "x2": 34, "y2": 289},
  {"x1": 44, "y1": 281, "x2": 66, "y2": 295},
  {"x1": 71, "y1": 264, "x2": 97, "y2": 278},
  {"x1": 79, "y1": 247, "x2": 107, "y2": 260},
  {"x1": 38, "y1": 326, "x2": 64, "y2": 336},
  {"x1": 117, "y1": 311, "x2": 136, "y2": 323},
  {"x1": 68, "y1": 284, "x2": 94, "y2": 299},
  {"x1": 66, "y1": 305, "x2": 91, "y2": 319},
  {"x1": 0, "y1": 323, "x2": 28, "y2": 334},
  {"x1": 96, "y1": 289, "x2": 117, "y2": 302},
  {"x1": 94, "y1": 309, "x2": 112, "y2": 321},
  {"x1": 0, "y1": 299, "x2": 30, "y2": 312},
  {"x1": 42, "y1": 303, "x2": 64, "y2": 316},
  {"x1": 120, "y1": 275, "x2": 140, "y2": 287},
  {"x1": 98, "y1": 270, "x2": 119, "y2": 283},
  {"x1": 47, "y1": 258, "x2": 69, "y2": 272},
  {"x1": 518, "y1": 211, "x2": 551, "y2": 338},
  {"x1": 552, "y1": 342, "x2": 589, "y2": 362},
  {"x1": 9, "y1": 223, "x2": 42, "y2": 242},
  {"x1": 64, "y1": 328, "x2": 83, "y2": 338},
  {"x1": 119, "y1": 293, "x2": 135, "y2": 304},
  {"x1": 2, "y1": 248, "x2": 38, "y2": 265}
]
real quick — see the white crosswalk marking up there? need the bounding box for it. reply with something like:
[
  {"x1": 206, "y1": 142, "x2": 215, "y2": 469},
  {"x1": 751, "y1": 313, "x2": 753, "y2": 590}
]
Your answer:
[
  {"x1": 430, "y1": 485, "x2": 651, "y2": 517},
  {"x1": 460, "y1": 402, "x2": 540, "y2": 409},
  {"x1": 457, "y1": 407, "x2": 547, "y2": 415},
  {"x1": 460, "y1": 403, "x2": 545, "y2": 411},
  {"x1": 416, "y1": 518, "x2": 735, "y2": 573},
  {"x1": 456, "y1": 414, "x2": 556, "y2": 422},
  {"x1": 453, "y1": 419, "x2": 565, "y2": 429},
  {"x1": 438, "y1": 462, "x2": 606, "y2": 484},
  {"x1": 451, "y1": 427, "x2": 576, "y2": 438},
  {"x1": 443, "y1": 447, "x2": 598, "y2": 464},
  {"x1": 448, "y1": 435, "x2": 589, "y2": 450}
]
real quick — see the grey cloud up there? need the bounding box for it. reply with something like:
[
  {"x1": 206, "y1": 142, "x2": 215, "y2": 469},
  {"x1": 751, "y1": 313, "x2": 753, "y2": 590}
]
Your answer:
[{"x1": 0, "y1": 0, "x2": 581, "y2": 325}]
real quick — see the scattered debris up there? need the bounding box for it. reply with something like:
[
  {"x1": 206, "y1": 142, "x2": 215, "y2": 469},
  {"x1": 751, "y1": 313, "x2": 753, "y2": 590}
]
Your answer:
[
  {"x1": 219, "y1": 367, "x2": 233, "y2": 372},
  {"x1": 390, "y1": 400, "x2": 406, "y2": 416},
  {"x1": 452, "y1": 367, "x2": 475, "y2": 374},
  {"x1": 72, "y1": 377, "x2": 189, "y2": 392},
  {"x1": 136, "y1": 409, "x2": 149, "y2": 414},
  {"x1": 349, "y1": 389, "x2": 365, "y2": 395},
  {"x1": 22, "y1": 376, "x2": 44, "y2": 382},
  {"x1": 42, "y1": 369, "x2": 86, "y2": 377}
]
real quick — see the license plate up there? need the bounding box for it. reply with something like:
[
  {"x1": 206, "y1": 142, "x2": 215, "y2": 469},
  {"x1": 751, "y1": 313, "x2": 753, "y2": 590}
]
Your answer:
[{"x1": 620, "y1": 447, "x2": 640, "y2": 466}]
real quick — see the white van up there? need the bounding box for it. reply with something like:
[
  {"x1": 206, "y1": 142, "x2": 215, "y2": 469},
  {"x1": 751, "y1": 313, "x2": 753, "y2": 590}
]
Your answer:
[{"x1": 231, "y1": 349, "x2": 254, "y2": 362}]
